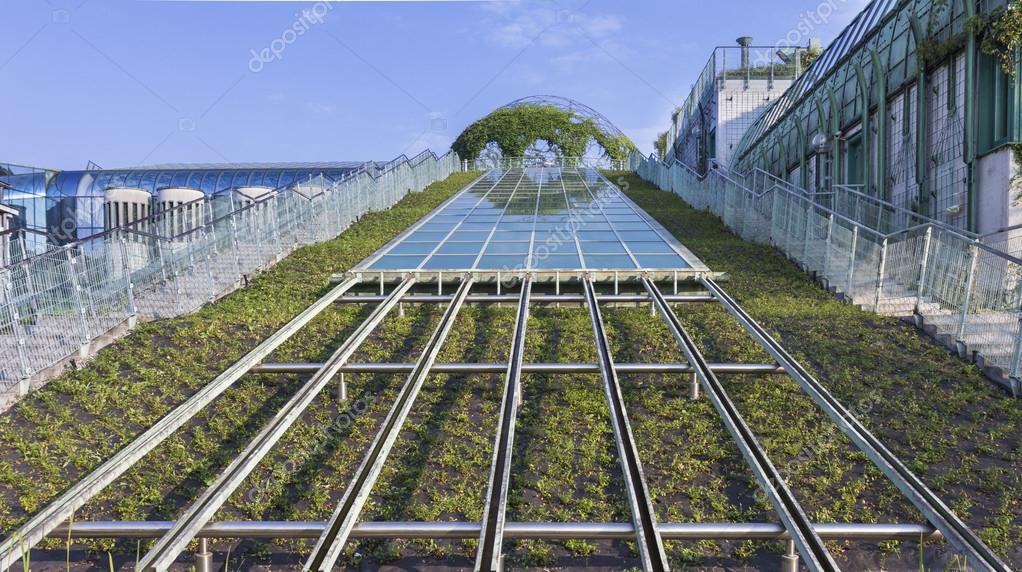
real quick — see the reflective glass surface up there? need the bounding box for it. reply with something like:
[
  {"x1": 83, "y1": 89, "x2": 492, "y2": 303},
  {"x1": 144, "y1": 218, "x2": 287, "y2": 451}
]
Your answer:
[{"x1": 365, "y1": 167, "x2": 694, "y2": 272}]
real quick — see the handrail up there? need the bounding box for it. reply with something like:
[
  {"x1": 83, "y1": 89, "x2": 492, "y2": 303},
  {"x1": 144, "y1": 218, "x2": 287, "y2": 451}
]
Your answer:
[
  {"x1": 1, "y1": 149, "x2": 456, "y2": 269},
  {"x1": 643, "y1": 154, "x2": 1022, "y2": 266}
]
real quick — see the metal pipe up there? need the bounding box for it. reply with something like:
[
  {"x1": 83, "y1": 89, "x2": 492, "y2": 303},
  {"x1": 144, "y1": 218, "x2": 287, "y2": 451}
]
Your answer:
[
  {"x1": 49, "y1": 521, "x2": 944, "y2": 541},
  {"x1": 137, "y1": 278, "x2": 415, "y2": 572},
  {"x1": 250, "y1": 362, "x2": 786, "y2": 375},
  {"x1": 702, "y1": 277, "x2": 1011, "y2": 572},
  {"x1": 583, "y1": 277, "x2": 669, "y2": 571},
  {"x1": 644, "y1": 278, "x2": 839, "y2": 572},
  {"x1": 0, "y1": 277, "x2": 363, "y2": 572},
  {"x1": 306, "y1": 279, "x2": 475, "y2": 571},
  {"x1": 333, "y1": 293, "x2": 714, "y2": 305},
  {"x1": 476, "y1": 278, "x2": 532, "y2": 571}
]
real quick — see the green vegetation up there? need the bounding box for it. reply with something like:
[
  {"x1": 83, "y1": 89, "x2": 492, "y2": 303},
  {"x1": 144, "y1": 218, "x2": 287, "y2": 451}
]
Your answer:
[
  {"x1": 0, "y1": 171, "x2": 481, "y2": 562},
  {"x1": 654, "y1": 131, "x2": 670, "y2": 159},
  {"x1": 971, "y1": 1, "x2": 1022, "y2": 76},
  {"x1": 605, "y1": 170, "x2": 1022, "y2": 567},
  {"x1": 451, "y1": 103, "x2": 636, "y2": 161},
  {"x1": 0, "y1": 168, "x2": 1019, "y2": 570}
]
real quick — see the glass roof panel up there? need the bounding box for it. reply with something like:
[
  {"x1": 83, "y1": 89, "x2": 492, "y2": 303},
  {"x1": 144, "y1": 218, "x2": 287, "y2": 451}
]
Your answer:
[{"x1": 358, "y1": 166, "x2": 705, "y2": 273}]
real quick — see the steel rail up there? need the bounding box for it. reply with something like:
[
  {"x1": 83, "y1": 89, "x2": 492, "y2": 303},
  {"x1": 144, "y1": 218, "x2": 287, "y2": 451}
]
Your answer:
[
  {"x1": 582, "y1": 277, "x2": 670, "y2": 572},
  {"x1": 50, "y1": 520, "x2": 944, "y2": 541},
  {"x1": 250, "y1": 361, "x2": 786, "y2": 375},
  {"x1": 475, "y1": 277, "x2": 531, "y2": 571},
  {"x1": 333, "y1": 293, "x2": 715, "y2": 304},
  {"x1": 0, "y1": 277, "x2": 362, "y2": 572},
  {"x1": 701, "y1": 278, "x2": 1013, "y2": 572},
  {"x1": 137, "y1": 278, "x2": 417, "y2": 571},
  {"x1": 642, "y1": 278, "x2": 840, "y2": 572},
  {"x1": 304, "y1": 278, "x2": 475, "y2": 571}
]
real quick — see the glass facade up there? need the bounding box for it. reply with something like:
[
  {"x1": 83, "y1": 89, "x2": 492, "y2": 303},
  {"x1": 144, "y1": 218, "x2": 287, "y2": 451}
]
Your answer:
[{"x1": 0, "y1": 162, "x2": 366, "y2": 244}]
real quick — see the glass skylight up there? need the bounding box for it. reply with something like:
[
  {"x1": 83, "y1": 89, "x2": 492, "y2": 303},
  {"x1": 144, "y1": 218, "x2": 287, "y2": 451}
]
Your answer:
[{"x1": 359, "y1": 166, "x2": 703, "y2": 273}]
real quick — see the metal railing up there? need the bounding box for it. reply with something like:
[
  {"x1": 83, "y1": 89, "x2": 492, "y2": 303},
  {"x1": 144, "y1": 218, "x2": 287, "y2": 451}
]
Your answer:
[
  {"x1": 0, "y1": 150, "x2": 460, "y2": 397},
  {"x1": 636, "y1": 153, "x2": 1022, "y2": 396}
]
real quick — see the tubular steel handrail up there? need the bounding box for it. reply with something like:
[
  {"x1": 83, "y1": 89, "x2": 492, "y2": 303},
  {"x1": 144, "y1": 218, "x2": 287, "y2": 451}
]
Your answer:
[
  {"x1": 306, "y1": 278, "x2": 475, "y2": 571},
  {"x1": 48, "y1": 520, "x2": 945, "y2": 541},
  {"x1": 136, "y1": 278, "x2": 416, "y2": 572},
  {"x1": 2, "y1": 170, "x2": 1007, "y2": 572},
  {"x1": 635, "y1": 152, "x2": 1022, "y2": 393},
  {"x1": 475, "y1": 276, "x2": 531, "y2": 571},
  {"x1": 0, "y1": 149, "x2": 460, "y2": 396}
]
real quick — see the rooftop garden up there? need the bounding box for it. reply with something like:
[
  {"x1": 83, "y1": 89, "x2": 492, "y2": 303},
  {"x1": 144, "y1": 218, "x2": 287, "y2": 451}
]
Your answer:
[{"x1": 0, "y1": 169, "x2": 1017, "y2": 571}]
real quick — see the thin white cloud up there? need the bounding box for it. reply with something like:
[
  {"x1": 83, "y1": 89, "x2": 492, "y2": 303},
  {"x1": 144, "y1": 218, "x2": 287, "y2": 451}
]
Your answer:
[
  {"x1": 403, "y1": 131, "x2": 453, "y2": 156},
  {"x1": 482, "y1": 1, "x2": 624, "y2": 52},
  {"x1": 305, "y1": 102, "x2": 336, "y2": 114}
]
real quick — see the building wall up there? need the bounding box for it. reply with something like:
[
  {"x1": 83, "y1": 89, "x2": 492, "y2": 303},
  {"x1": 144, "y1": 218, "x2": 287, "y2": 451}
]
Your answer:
[
  {"x1": 716, "y1": 79, "x2": 793, "y2": 166},
  {"x1": 726, "y1": 0, "x2": 1020, "y2": 235}
]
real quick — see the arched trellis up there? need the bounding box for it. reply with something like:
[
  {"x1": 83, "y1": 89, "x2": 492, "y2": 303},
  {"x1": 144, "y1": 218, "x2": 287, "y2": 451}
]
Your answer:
[{"x1": 452, "y1": 95, "x2": 636, "y2": 161}]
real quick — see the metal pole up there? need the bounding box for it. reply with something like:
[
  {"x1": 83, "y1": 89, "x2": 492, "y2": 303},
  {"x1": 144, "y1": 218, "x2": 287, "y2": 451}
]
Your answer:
[
  {"x1": 194, "y1": 538, "x2": 212, "y2": 572},
  {"x1": 136, "y1": 281, "x2": 415, "y2": 572},
  {"x1": 823, "y1": 213, "x2": 834, "y2": 281},
  {"x1": 873, "y1": 237, "x2": 888, "y2": 313},
  {"x1": 956, "y1": 245, "x2": 980, "y2": 354},
  {"x1": 781, "y1": 539, "x2": 799, "y2": 572},
  {"x1": 306, "y1": 278, "x2": 474, "y2": 572},
  {"x1": 0, "y1": 278, "x2": 363, "y2": 572},
  {"x1": 702, "y1": 277, "x2": 1011, "y2": 572},
  {"x1": 476, "y1": 277, "x2": 532, "y2": 572},
  {"x1": 846, "y1": 226, "x2": 858, "y2": 297},
  {"x1": 331, "y1": 293, "x2": 716, "y2": 305},
  {"x1": 644, "y1": 278, "x2": 838, "y2": 571},
  {"x1": 583, "y1": 277, "x2": 669, "y2": 571},
  {"x1": 250, "y1": 362, "x2": 787, "y2": 375},
  {"x1": 64, "y1": 248, "x2": 91, "y2": 346},
  {"x1": 49, "y1": 520, "x2": 945, "y2": 541},
  {"x1": 119, "y1": 237, "x2": 136, "y2": 319},
  {"x1": 914, "y1": 226, "x2": 933, "y2": 318}
]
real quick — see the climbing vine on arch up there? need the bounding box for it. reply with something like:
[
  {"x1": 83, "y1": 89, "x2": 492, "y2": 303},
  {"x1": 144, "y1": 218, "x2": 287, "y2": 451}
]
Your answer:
[{"x1": 451, "y1": 103, "x2": 636, "y2": 161}]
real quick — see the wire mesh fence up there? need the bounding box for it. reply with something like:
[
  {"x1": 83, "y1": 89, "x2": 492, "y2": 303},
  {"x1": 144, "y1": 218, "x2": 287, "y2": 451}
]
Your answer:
[
  {"x1": 636, "y1": 153, "x2": 1022, "y2": 395},
  {"x1": 0, "y1": 150, "x2": 460, "y2": 396}
]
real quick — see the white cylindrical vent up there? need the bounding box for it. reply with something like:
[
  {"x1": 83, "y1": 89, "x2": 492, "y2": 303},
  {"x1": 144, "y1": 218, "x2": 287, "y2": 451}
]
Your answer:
[
  {"x1": 157, "y1": 187, "x2": 205, "y2": 238},
  {"x1": 104, "y1": 187, "x2": 152, "y2": 231}
]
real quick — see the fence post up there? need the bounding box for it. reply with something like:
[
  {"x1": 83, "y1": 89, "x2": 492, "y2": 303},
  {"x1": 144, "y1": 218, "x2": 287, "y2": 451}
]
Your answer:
[
  {"x1": 801, "y1": 202, "x2": 812, "y2": 267},
  {"x1": 119, "y1": 237, "x2": 137, "y2": 324},
  {"x1": 64, "y1": 247, "x2": 91, "y2": 347},
  {"x1": 3, "y1": 274, "x2": 33, "y2": 391},
  {"x1": 1009, "y1": 311, "x2": 1022, "y2": 397},
  {"x1": 873, "y1": 237, "x2": 888, "y2": 313},
  {"x1": 846, "y1": 225, "x2": 859, "y2": 298},
  {"x1": 823, "y1": 213, "x2": 835, "y2": 281},
  {"x1": 228, "y1": 210, "x2": 244, "y2": 281},
  {"x1": 956, "y1": 244, "x2": 980, "y2": 356},
  {"x1": 914, "y1": 226, "x2": 934, "y2": 318}
]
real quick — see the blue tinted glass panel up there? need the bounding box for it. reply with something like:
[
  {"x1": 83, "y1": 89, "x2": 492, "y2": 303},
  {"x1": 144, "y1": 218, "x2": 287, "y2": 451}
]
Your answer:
[
  {"x1": 369, "y1": 255, "x2": 427, "y2": 269},
  {"x1": 533, "y1": 254, "x2": 581, "y2": 269},
  {"x1": 358, "y1": 167, "x2": 697, "y2": 272},
  {"x1": 584, "y1": 254, "x2": 636, "y2": 269},
  {"x1": 634, "y1": 254, "x2": 689, "y2": 268},
  {"x1": 422, "y1": 255, "x2": 476, "y2": 269}
]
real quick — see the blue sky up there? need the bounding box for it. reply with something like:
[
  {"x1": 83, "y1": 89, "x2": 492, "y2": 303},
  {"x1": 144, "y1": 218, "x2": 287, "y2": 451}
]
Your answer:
[{"x1": 0, "y1": 0, "x2": 868, "y2": 170}]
